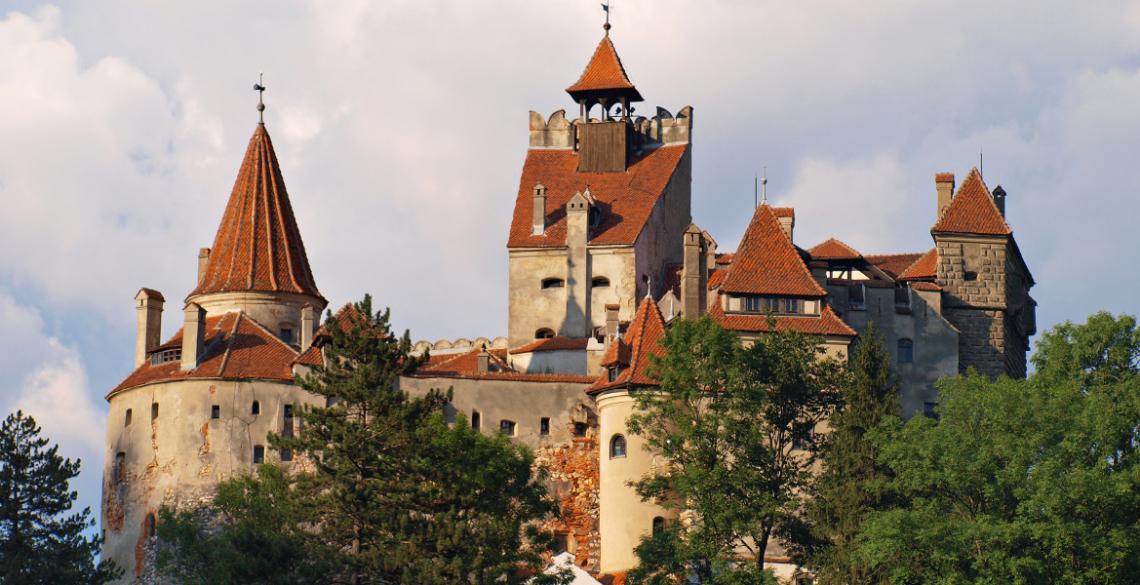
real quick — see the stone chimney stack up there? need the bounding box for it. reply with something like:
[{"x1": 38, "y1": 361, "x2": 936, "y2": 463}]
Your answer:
[
  {"x1": 180, "y1": 303, "x2": 206, "y2": 372},
  {"x1": 992, "y1": 185, "x2": 1007, "y2": 217},
  {"x1": 300, "y1": 304, "x2": 315, "y2": 351},
  {"x1": 604, "y1": 304, "x2": 620, "y2": 342},
  {"x1": 134, "y1": 289, "x2": 164, "y2": 368},
  {"x1": 476, "y1": 346, "x2": 490, "y2": 373},
  {"x1": 681, "y1": 224, "x2": 708, "y2": 319},
  {"x1": 565, "y1": 190, "x2": 592, "y2": 337},
  {"x1": 532, "y1": 183, "x2": 547, "y2": 235},
  {"x1": 777, "y1": 214, "x2": 795, "y2": 242},
  {"x1": 197, "y1": 248, "x2": 211, "y2": 284},
  {"x1": 935, "y1": 172, "x2": 955, "y2": 220}
]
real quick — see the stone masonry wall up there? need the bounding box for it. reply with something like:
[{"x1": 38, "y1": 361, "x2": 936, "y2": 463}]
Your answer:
[{"x1": 936, "y1": 238, "x2": 1014, "y2": 378}]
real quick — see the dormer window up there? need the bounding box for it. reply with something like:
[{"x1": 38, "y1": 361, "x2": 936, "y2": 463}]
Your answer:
[
  {"x1": 541, "y1": 278, "x2": 565, "y2": 289},
  {"x1": 607, "y1": 366, "x2": 619, "y2": 382},
  {"x1": 591, "y1": 276, "x2": 610, "y2": 288}
]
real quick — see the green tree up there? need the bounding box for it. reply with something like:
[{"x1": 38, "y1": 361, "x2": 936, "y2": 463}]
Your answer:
[
  {"x1": 626, "y1": 316, "x2": 845, "y2": 584},
  {"x1": 0, "y1": 410, "x2": 120, "y2": 584},
  {"x1": 804, "y1": 322, "x2": 900, "y2": 585},
  {"x1": 854, "y1": 312, "x2": 1140, "y2": 585}
]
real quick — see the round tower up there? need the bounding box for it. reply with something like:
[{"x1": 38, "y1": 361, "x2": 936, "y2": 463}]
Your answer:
[
  {"x1": 102, "y1": 106, "x2": 327, "y2": 582},
  {"x1": 588, "y1": 297, "x2": 678, "y2": 574}
]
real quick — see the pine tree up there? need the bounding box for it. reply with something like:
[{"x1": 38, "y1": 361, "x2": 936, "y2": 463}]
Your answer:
[
  {"x1": 0, "y1": 410, "x2": 121, "y2": 584},
  {"x1": 804, "y1": 322, "x2": 899, "y2": 585}
]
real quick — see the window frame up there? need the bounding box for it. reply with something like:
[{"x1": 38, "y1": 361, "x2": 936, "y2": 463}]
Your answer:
[
  {"x1": 591, "y1": 276, "x2": 610, "y2": 288},
  {"x1": 609, "y1": 434, "x2": 627, "y2": 459},
  {"x1": 897, "y1": 338, "x2": 914, "y2": 364},
  {"x1": 541, "y1": 277, "x2": 565, "y2": 290},
  {"x1": 499, "y1": 419, "x2": 517, "y2": 436}
]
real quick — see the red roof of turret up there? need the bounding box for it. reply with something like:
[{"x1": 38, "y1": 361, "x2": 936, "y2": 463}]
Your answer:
[
  {"x1": 898, "y1": 248, "x2": 938, "y2": 280},
  {"x1": 588, "y1": 296, "x2": 668, "y2": 394},
  {"x1": 720, "y1": 204, "x2": 827, "y2": 297},
  {"x1": 931, "y1": 167, "x2": 1012, "y2": 236},
  {"x1": 566, "y1": 34, "x2": 642, "y2": 101},
  {"x1": 188, "y1": 124, "x2": 323, "y2": 302}
]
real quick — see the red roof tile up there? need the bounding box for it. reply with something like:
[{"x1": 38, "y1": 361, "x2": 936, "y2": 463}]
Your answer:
[
  {"x1": 910, "y1": 281, "x2": 943, "y2": 292},
  {"x1": 588, "y1": 296, "x2": 668, "y2": 394},
  {"x1": 510, "y1": 336, "x2": 591, "y2": 354},
  {"x1": 507, "y1": 145, "x2": 688, "y2": 248},
  {"x1": 566, "y1": 34, "x2": 642, "y2": 101},
  {"x1": 720, "y1": 204, "x2": 827, "y2": 297},
  {"x1": 809, "y1": 238, "x2": 862, "y2": 260},
  {"x1": 898, "y1": 248, "x2": 938, "y2": 280},
  {"x1": 772, "y1": 207, "x2": 795, "y2": 219},
  {"x1": 709, "y1": 301, "x2": 857, "y2": 337},
  {"x1": 931, "y1": 167, "x2": 1012, "y2": 236},
  {"x1": 109, "y1": 312, "x2": 300, "y2": 397},
  {"x1": 189, "y1": 124, "x2": 324, "y2": 302},
  {"x1": 865, "y1": 253, "x2": 925, "y2": 279},
  {"x1": 715, "y1": 254, "x2": 734, "y2": 266}
]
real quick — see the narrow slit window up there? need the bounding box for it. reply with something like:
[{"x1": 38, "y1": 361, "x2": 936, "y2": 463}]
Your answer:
[
  {"x1": 471, "y1": 410, "x2": 481, "y2": 431},
  {"x1": 541, "y1": 278, "x2": 565, "y2": 289},
  {"x1": 145, "y1": 513, "x2": 157, "y2": 539},
  {"x1": 540, "y1": 417, "x2": 550, "y2": 436},
  {"x1": 898, "y1": 338, "x2": 914, "y2": 364},
  {"x1": 253, "y1": 445, "x2": 265, "y2": 464},
  {"x1": 591, "y1": 276, "x2": 610, "y2": 288},
  {"x1": 251, "y1": 400, "x2": 260, "y2": 415},
  {"x1": 151, "y1": 402, "x2": 159, "y2": 420},
  {"x1": 211, "y1": 405, "x2": 220, "y2": 419},
  {"x1": 124, "y1": 409, "x2": 132, "y2": 427}
]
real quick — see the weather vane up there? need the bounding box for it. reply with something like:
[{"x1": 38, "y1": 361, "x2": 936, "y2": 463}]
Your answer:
[
  {"x1": 602, "y1": 1, "x2": 611, "y2": 33},
  {"x1": 254, "y1": 73, "x2": 266, "y2": 124}
]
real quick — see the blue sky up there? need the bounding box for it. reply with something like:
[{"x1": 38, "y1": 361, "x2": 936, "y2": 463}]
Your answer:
[{"x1": 1, "y1": 0, "x2": 1138, "y2": 526}]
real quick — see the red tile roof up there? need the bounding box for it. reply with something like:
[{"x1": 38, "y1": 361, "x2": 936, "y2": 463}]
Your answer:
[
  {"x1": 865, "y1": 253, "x2": 925, "y2": 279},
  {"x1": 772, "y1": 207, "x2": 795, "y2": 219},
  {"x1": 109, "y1": 312, "x2": 301, "y2": 397},
  {"x1": 189, "y1": 124, "x2": 324, "y2": 302},
  {"x1": 510, "y1": 336, "x2": 591, "y2": 354},
  {"x1": 709, "y1": 302, "x2": 857, "y2": 337},
  {"x1": 720, "y1": 204, "x2": 827, "y2": 297},
  {"x1": 588, "y1": 296, "x2": 668, "y2": 394},
  {"x1": 507, "y1": 145, "x2": 688, "y2": 248},
  {"x1": 809, "y1": 238, "x2": 862, "y2": 260},
  {"x1": 898, "y1": 248, "x2": 938, "y2": 280},
  {"x1": 566, "y1": 34, "x2": 642, "y2": 101},
  {"x1": 931, "y1": 167, "x2": 1012, "y2": 236},
  {"x1": 910, "y1": 281, "x2": 943, "y2": 292},
  {"x1": 411, "y1": 347, "x2": 595, "y2": 384}
]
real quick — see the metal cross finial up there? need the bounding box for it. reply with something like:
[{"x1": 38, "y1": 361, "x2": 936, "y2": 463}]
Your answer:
[
  {"x1": 253, "y1": 73, "x2": 266, "y2": 124},
  {"x1": 761, "y1": 166, "x2": 768, "y2": 204},
  {"x1": 602, "y1": 1, "x2": 611, "y2": 33}
]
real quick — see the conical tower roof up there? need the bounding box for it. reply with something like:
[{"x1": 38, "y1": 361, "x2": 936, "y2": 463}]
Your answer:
[
  {"x1": 566, "y1": 32, "x2": 643, "y2": 103},
  {"x1": 188, "y1": 123, "x2": 323, "y2": 302},
  {"x1": 721, "y1": 204, "x2": 827, "y2": 297},
  {"x1": 931, "y1": 167, "x2": 1012, "y2": 236},
  {"x1": 587, "y1": 296, "x2": 668, "y2": 394}
]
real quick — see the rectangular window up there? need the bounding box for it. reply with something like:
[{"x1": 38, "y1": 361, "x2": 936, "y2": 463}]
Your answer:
[
  {"x1": 280, "y1": 328, "x2": 294, "y2": 344},
  {"x1": 743, "y1": 296, "x2": 762, "y2": 313},
  {"x1": 573, "y1": 422, "x2": 587, "y2": 437},
  {"x1": 500, "y1": 420, "x2": 516, "y2": 436},
  {"x1": 848, "y1": 283, "x2": 866, "y2": 310},
  {"x1": 540, "y1": 417, "x2": 550, "y2": 436},
  {"x1": 151, "y1": 403, "x2": 159, "y2": 420},
  {"x1": 283, "y1": 405, "x2": 294, "y2": 439},
  {"x1": 471, "y1": 411, "x2": 481, "y2": 431},
  {"x1": 124, "y1": 409, "x2": 132, "y2": 427},
  {"x1": 784, "y1": 298, "x2": 800, "y2": 314},
  {"x1": 280, "y1": 448, "x2": 293, "y2": 462},
  {"x1": 253, "y1": 445, "x2": 265, "y2": 464},
  {"x1": 211, "y1": 405, "x2": 220, "y2": 419}
]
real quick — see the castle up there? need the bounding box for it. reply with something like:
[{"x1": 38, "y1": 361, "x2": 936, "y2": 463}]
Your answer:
[{"x1": 101, "y1": 21, "x2": 1036, "y2": 582}]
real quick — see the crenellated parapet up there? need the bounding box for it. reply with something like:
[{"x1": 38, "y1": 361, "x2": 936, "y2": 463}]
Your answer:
[
  {"x1": 634, "y1": 106, "x2": 693, "y2": 146},
  {"x1": 412, "y1": 336, "x2": 509, "y2": 356},
  {"x1": 529, "y1": 110, "x2": 574, "y2": 148},
  {"x1": 528, "y1": 106, "x2": 693, "y2": 150}
]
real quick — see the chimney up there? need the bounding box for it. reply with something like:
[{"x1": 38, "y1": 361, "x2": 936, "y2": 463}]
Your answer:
[
  {"x1": 777, "y1": 215, "x2": 794, "y2": 242},
  {"x1": 300, "y1": 305, "x2": 315, "y2": 352},
  {"x1": 532, "y1": 183, "x2": 546, "y2": 235},
  {"x1": 681, "y1": 224, "x2": 708, "y2": 319},
  {"x1": 992, "y1": 185, "x2": 1007, "y2": 217},
  {"x1": 935, "y1": 172, "x2": 955, "y2": 220},
  {"x1": 809, "y1": 260, "x2": 829, "y2": 291},
  {"x1": 134, "y1": 289, "x2": 165, "y2": 368},
  {"x1": 181, "y1": 303, "x2": 206, "y2": 372},
  {"x1": 197, "y1": 248, "x2": 211, "y2": 284},
  {"x1": 476, "y1": 345, "x2": 490, "y2": 373}
]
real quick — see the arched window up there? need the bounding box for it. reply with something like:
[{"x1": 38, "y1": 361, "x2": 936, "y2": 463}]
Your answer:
[
  {"x1": 652, "y1": 516, "x2": 666, "y2": 535},
  {"x1": 897, "y1": 338, "x2": 914, "y2": 364},
  {"x1": 124, "y1": 409, "x2": 132, "y2": 427},
  {"x1": 534, "y1": 328, "x2": 555, "y2": 339},
  {"x1": 251, "y1": 400, "x2": 260, "y2": 415},
  {"x1": 610, "y1": 434, "x2": 627, "y2": 459},
  {"x1": 591, "y1": 276, "x2": 610, "y2": 288},
  {"x1": 541, "y1": 278, "x2": 565, "y2": 289}
]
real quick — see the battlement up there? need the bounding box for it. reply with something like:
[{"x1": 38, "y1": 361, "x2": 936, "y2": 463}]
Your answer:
[
  {"x1": 412, "y1": 336, "x2": 509, "y2": 356},
  {"x1": 528, "y1": 106, "x2": 693, "y2": 150}
]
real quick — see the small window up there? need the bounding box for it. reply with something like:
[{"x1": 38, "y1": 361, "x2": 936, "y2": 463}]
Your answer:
[
  {"x1": 145, "y1": 513, "x2": 157, "y2": 539},
  {"x1": 784, "y1": 298, "x2": 800, "y2": 314},
  {"x1": 591, "y1": 276, "x2": 610, "y2": 288},
  {"x1": 848, "y1": 283, "x2": 866, "y2": 310},
  {"x1": 923, "y1": 402, "x2": 939, "y2": 419},
  {"x1": 151, "y1": 403, "x2": 159, "y2": 420},
  {"x1": 541, "y1": 278, "x2": 565, "y2": 289},
  {"x1": 743, "y1": 296, "x2": 763, "y2": 313},
  {"x1": 610, "y1": 434, "x2": 627, "y2": 458},
  {"x1": 211, "y1": 405, "x2": 220, "y2": 419},
  {"x1": 280, "y1": 448, "x2": 293, "y2": 462},
  {"x1": 534, "y1": 328, "x2": 555, "y2": 339},
  {"x1": 284, "y1": 405, "x2": 294, "y2": 418},
  {"x1": 898, "y1": 338, "x2": 914, "y2": 364},
  {"x1": 500, "y1": 420, "x2": 517, "y2": 436},
  {"x1": 471, "y1": 411, "x2": 481, "y2": 431},
  {"x1": 282, "y1": 404, "x2": 295, "y2": 438},
  {"x1": 253, "y1": 445, "x2": 265, "y2": 464},
  {"x1": 251, "y1": 400, "x2": 260, "y2": 415},
  {"x1": 280, "y1": 328, "x2": 294, "y2": 344},
  {"x1": 964, "y1": 271, "x2": 978, "y2": 281},
  {"x1": 573, "y1": 422, "x2": 588, "y2": 437},
  {"x1": 607, "y1": 366, "x2": 619, "y2": 382},
  {"x1": 554, "y1": 532, "x2": 570, "y2": 554},
  {"x1": 540, "y1": 417, "x2": 550, "y2": 436},
  {"x1": 652, "y1": 516, "x2": 666, "y2": 535},
  {"x1": 124, "y1": 409, "x2": 132, "y2": 427}
]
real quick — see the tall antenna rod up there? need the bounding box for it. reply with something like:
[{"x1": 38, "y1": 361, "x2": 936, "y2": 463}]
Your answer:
[
  {"x1": 980, "y1": 149, "x2": 984, "y2": 178},
  {"x1": 754, "y1": 174, "x2": 758, "y2": 208}
]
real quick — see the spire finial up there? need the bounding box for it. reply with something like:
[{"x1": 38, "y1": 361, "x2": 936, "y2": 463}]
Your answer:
[
  {"x1": 761, "y1": 166, "x2": 768, "y2": 204},
  {"x1": 253, "y1": 73, "x2": 266, "y2": 124},
  {"x1": 602, "y1": 1, "x2": 611, "y2": 33}
]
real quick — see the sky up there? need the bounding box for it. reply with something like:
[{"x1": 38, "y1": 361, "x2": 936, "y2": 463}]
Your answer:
[{"x1": 1, "y1": 0, "x2": 1138, "y2": 527}]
